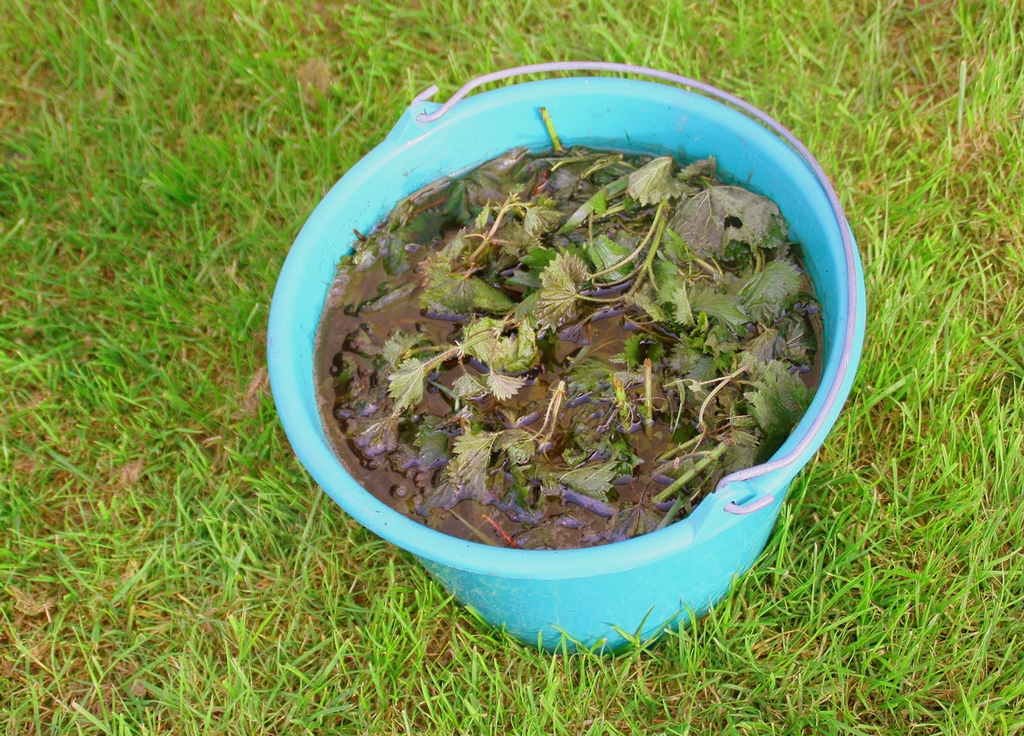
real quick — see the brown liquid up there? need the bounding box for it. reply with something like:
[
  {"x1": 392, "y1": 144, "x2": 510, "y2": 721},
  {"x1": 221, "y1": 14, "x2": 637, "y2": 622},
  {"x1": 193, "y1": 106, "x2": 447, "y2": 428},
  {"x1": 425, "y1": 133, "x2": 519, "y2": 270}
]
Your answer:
[{"x1": 314, "y1": 172, "x2": 823, "y2": 550}]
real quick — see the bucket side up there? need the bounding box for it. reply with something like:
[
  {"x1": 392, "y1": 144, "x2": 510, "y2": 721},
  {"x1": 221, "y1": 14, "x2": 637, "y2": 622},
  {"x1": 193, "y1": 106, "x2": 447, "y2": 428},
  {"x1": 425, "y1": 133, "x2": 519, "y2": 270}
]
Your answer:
[{"x1": 268, "y1": 78, "x2": 862, "y2": 609}]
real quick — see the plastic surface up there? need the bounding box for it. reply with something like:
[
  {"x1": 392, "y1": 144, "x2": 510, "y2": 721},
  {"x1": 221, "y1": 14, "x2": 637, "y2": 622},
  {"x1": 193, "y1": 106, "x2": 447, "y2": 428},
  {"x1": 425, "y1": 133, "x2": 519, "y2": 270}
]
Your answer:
[{"x1": 267, "y1": 76, "x2": 867, "y2": 651}]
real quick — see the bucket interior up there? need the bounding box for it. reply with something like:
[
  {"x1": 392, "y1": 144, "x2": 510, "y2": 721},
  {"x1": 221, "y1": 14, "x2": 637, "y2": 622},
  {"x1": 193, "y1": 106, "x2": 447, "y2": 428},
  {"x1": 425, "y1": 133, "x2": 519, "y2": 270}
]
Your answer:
[{"x1": 268, "y1": 77, "x2": 853, "y2": 573}]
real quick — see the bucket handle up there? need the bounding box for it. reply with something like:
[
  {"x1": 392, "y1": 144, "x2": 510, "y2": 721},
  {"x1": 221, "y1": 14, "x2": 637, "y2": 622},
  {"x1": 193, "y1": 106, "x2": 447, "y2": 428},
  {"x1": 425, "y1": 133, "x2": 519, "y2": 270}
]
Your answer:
[
  {"x1": 724, "y1": 495, "x2": 775, "y2": 516},
  {"x1": 412, "y1": 62, "x2": 859, "y2": 502}
]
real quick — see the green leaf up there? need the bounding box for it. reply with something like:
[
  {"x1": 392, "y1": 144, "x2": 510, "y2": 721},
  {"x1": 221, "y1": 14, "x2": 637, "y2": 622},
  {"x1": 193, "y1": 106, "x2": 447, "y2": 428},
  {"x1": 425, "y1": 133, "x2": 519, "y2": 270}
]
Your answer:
[
  {"x1": 740, "y1": 326, "x2": 779, "y2": 368},
  {"x1": 723, "y1": 428, "x2": 759, "y2": 473},
  {"x1": 740, "y1": 260, "x2": 803, "y2": 322},
  {"x1": 559, "y1": 462, "x2": 618, "y2": 500},
  {"x1": 520, "y1": 247, "x2": 557, "y2": 272},
  {"x1": 658, "y1": 280, "x2": 694, "y2": 327},
  {"x1": 626, "y1": 285, "x2": 668, "y2": 323},
  {"x1": 745, "y1": 360, "x2": 812, "y2": 451},
  {"x1": 469, "y1": 278, "x2": 516, "y2": 314},
  {"x1": 615, "y1": 502, "x2": 662, "y2": 539},
  {"x1": 452, "y1": 373, "x2": 488, "y2": 399},
  {"x1": 445, "y1": 179, "x2": 471, "y2": 222},
  {"x1": 421, "y1": 233, "x2": 514, "y2": 314},
  {"x1": 688, "y1": 283, "x2": 748, "y2": 333},
  {"x1": 459, "y1": 317, "x2": 504, "y2": 362},
  {"x1": 383, "y1": 331, "x2": 428, "y2": 364},
  {"x1": 669, "y1": 185, "x2": 783, "y2": 256},
  {"x1": 439, "y1": 228, "x2": 471, "y2": 260},
  {"x1": 565, "y1": 357, "x2": 613, "y2": 393},
  {"x1": 676, "y1": 155, "x2": 716, "y2": 181},
  {"x1": 621, "y1": 333, "x2": 644, "y2": 368},
  {"x1": 419, "y1": 256, "x2": 469, "y2": 312},
  {"x1": 387, "y1": 358, "x2": 427, "y2": 413},
  {"x1": 558, "y1": 177, "x2": 629, "y2": 233},
  {"x1": 496, "y1": 428, "x2": 536, "y2": 464},
  {"x1": 670, "y1": 342, "x2": 716, "y2": 381},
  {"x1": 660, "y1": 227, "x2": 692, "y2": 264},
  {"x1": 474, "y1": 203, "x2": 491, "y2": 229},
  {"x1": 486, "y1": 372, "x2": 527, "y2": 401},
  {"x1": 775, "y1": 313, "x2": 816, "y2": 365},
  {"x1": 521, "y1": 196, "x2": 562, "y2": 238},
  {"x1": 586, "y1": 235, "x2": 633, "y2": 279},
  {"x1": 626, "y1": 156, "x2": 683, "y2": 205},
  {"x1": 512, "y1": 291, "x2": 540, "y2": 322},
  {"x1": 460, "y1": 318, "x2": 538, "y2": 374},
  {"x1": 352, "y1": 417, "x2": 399, "y2": 457},
  {"x1": 450, "y1": 430, "x2": 500, "y2": 494},
  {"x1": 491, "y1": 321, "x2": 539, "y2": 373},
  {"x1": 535, "y1": 251, "x2": 589, "y2": 330}
]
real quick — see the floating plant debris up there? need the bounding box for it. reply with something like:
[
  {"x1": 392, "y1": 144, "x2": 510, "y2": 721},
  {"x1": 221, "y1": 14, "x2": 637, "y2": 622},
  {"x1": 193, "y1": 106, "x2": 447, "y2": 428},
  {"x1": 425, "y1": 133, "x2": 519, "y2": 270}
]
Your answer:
[{"x1": 315, "y1": 143, "x2": 821, "y2": 550}]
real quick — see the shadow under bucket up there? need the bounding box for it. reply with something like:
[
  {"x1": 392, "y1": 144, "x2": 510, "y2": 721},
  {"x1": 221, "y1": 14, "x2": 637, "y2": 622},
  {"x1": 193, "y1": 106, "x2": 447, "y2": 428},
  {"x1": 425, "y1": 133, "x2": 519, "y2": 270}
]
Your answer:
[{"x1": 268, "y1": 64, "x2": 867, "y2": 651}]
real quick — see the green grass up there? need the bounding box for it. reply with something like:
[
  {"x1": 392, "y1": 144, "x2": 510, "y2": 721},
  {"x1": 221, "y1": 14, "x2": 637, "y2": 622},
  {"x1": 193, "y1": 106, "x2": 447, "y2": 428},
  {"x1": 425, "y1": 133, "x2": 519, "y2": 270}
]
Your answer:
[{"x1": 1, "y1": 0, "x2": 1022, "y2": 733}]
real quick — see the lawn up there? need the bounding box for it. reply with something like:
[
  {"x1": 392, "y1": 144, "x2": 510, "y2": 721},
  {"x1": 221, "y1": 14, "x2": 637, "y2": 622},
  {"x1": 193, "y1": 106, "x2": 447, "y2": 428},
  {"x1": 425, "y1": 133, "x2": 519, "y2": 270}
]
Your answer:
[{"x1": 1, "y1": 1, "x2": 1022, "y2": 733}]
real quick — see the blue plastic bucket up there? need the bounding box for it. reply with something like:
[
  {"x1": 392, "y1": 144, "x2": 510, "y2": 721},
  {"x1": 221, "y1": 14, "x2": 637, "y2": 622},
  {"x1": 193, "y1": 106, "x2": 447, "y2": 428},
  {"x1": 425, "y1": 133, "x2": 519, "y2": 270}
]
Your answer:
[{"x1": 268, "y1": 64, "x2": 866, "y2": 651}]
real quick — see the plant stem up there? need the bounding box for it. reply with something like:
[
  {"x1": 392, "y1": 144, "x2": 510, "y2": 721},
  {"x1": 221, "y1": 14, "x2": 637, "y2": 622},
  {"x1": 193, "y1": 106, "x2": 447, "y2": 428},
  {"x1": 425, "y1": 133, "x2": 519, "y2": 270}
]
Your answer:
[
  {"x1": 656, "y1": 496, "x2": 686, "y2": 530},
  {"x1": 642, "y1": 358, "x2": 654, "y2": 437},
  {"x1": 652, "y1": 441, "x2": 728, "y2": 503},
  {"x1": 656, "y1": 432, "x2": 701, "y2": 463},
  {"x1": 540, "y1": 107, "x2": 564, "y2": 153},
  {"x1": 626, "y1": 202, "x2": 668, "y2": 296},
  {"x1": 697, "y1": 365, "x2": 748, "y2": 434},
  {"x1": 589, "y1": 200, "x2": 667, "y2": 281},
  {"x1": 534, "y1": 380, "x2": 566, "y2": 446},
  {"x1": 449, "y1": 508, "x2": 500, "y2": 546}
]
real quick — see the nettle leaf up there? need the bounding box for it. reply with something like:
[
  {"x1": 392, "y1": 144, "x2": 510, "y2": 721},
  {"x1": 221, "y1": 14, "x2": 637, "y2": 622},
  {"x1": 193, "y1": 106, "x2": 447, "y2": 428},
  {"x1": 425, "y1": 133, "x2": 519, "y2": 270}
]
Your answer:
[
  {"x1": 522, "y1": 196, "x2": 562, "y2": 238},
  {"x1": 439, "y1": 229, "x2": 471, "y2": 260},
  {"x1": 627, "y1": 156, "x2": 683, "y2": 205},
  {"x1": 413, "y1": 418, "x2": 451, "y2": 468},
  {"x1": 741, "y1": 326, "x2": 779, "y2": 368},
  {"x1": 621, "y1": 333, "x2": 645, "y2": 368},
  {"x1": 669, "y1": 185, "x2": 783, "y2": 256},
  {"x1": 676, "y1": 155, "x2": 716, "y2": 181},
  {"x1": 627, "y1": 285, "x2": 668, "y2": 323},
  {"x1": 352, "y1": 417, "x2": 399, "y2": 457},
  {"x1": 586, "y1": 235, "x2": 633, "y2": 279},
  {"x1": 512, "y1": 291, "x2": 540, "y2": 322},
  {"x1": 558, "y1": 177, "x2": 629, "y2": 233},
  {"x1": 740, "y1": 260, "x2": 803, "y2": 323},
  {"x1": 559, "y1": 461, "x2": 618, "y2": 500},
  {"x1": 487, "y1": 372, "x2": 527, "y2": 401},
  {"x1": 660, "y1": 227, "x2": 692, "y2": 265},
  {"x1": 383, "y1": 331, "x2": 428, "y2": 364},
  {"x1": 421, "y1": 234, "x2": 517, "y2": 315},
  {"x1": 388, "y1": 358, "x2": 427, "y2": 412},
  {"x1": 493, "y1": 322, "x2": 539, "y2": 373},
  {"x1": 776, "y1": 313, "x2": 817, "y2": 365},
  {"x1": 453, "y1": 373, "x2": 488, "y2": 400},
  {"x1": 535, "y1": 252, "x2": 589, "y2": 330},
  {"x1": 658, "y1": 280, "x2": 694, "y2": 327},
  {"x1": 688, "y1": 283, "x2": 748, "y2": 333},
  {"x1": 565, "y1": 357, "x2": 613, "y2": 393},
  {"x1": 474, "y1": 204, "x2": 492, "y2": 230},
  {"x1": 520, "y1": 247, "x2": 557, "y2": 273},
  {"x1": 496, "y1": 428, "x2": 536, "y2": 464},
  {"x1": 723, "y1": 428, "x2": 759, "y2": 473},
  {"x1": 746, "y1": 360, "x2": 812, "y2": 449},
  {"x1": 419, "y1": 256, "x2": 468, "y2": 312},
  {"x1": 615, "y1": 503, "x2": 662, "y2": 539},
  {"x1": 459, "y1": 317, "x2": 504, "y2": 361},
  {"x1": 445, "y1": 179, "x2": 471, "y2": 222},
  {"x1": 469, "y1": 279, "x2": 517, "y2": 314},
  {"x1": 450, "y1": 429, "x2": 500, "y2": 494},
  {"x1": 460, "y1": 318, "x2": 538, "y2": 374}
]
